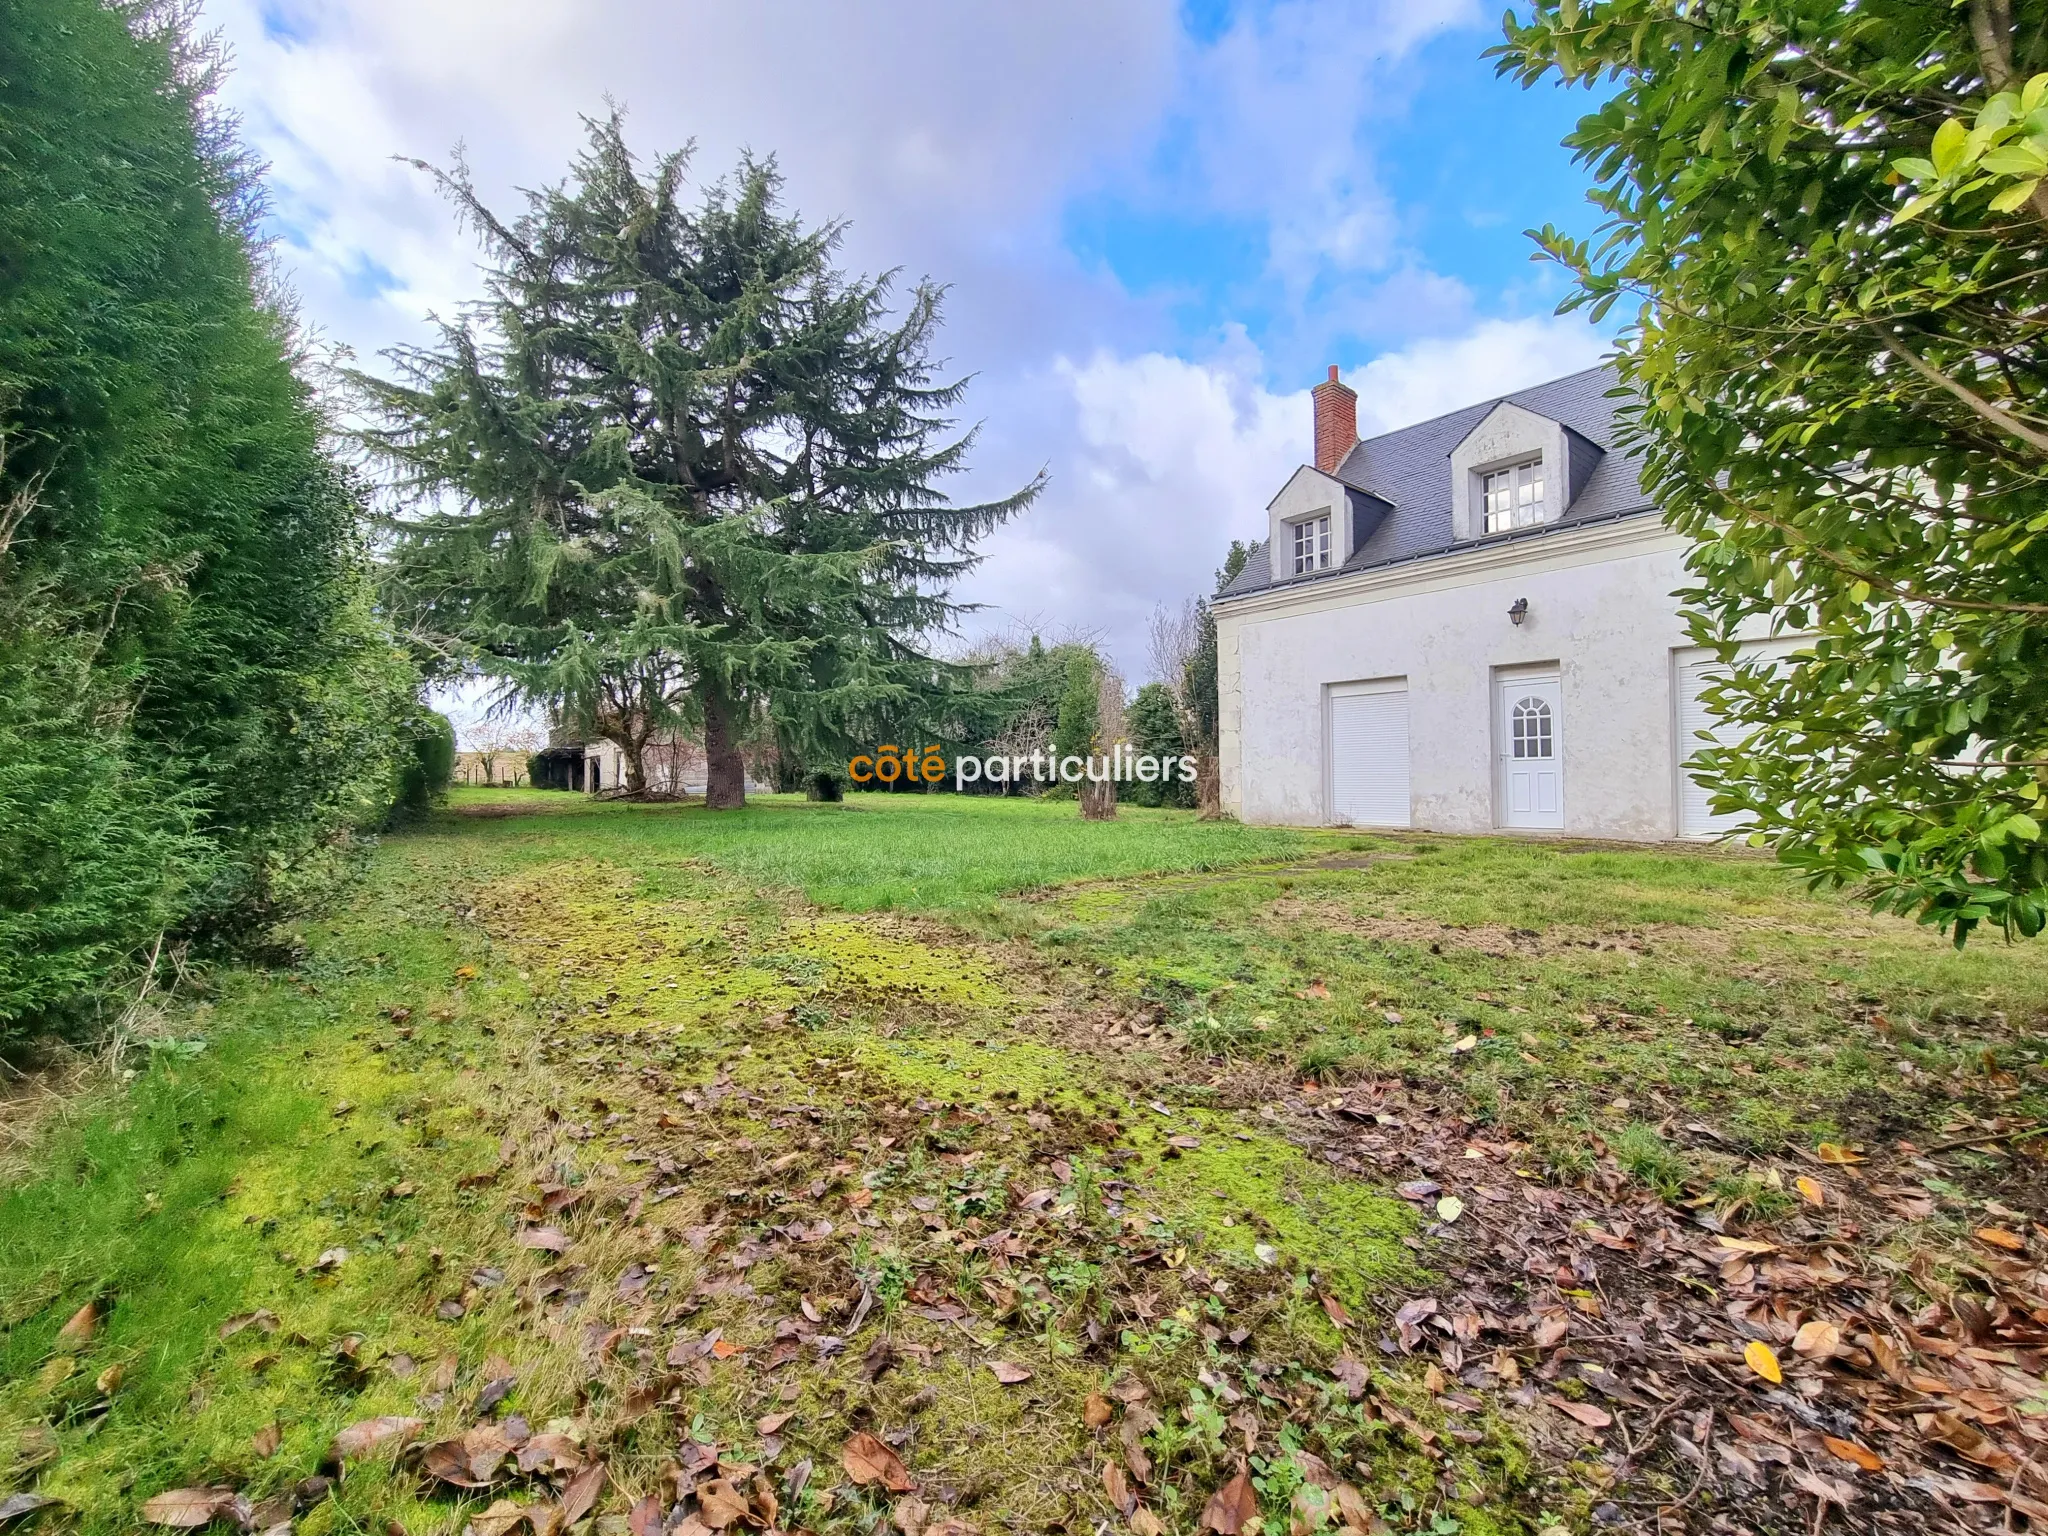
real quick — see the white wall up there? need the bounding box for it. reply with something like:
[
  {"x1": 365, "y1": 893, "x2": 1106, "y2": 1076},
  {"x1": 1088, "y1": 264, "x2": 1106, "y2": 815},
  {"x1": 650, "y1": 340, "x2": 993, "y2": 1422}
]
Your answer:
[{"x1": 1216, "y1": 517, "x2": 1703, "y2": 840}]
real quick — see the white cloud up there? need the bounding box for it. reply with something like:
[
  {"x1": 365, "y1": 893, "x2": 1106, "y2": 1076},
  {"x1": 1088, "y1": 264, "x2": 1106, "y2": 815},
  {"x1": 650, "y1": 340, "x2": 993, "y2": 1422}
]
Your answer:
[
  {"x1": 1350, "y1": 315, "x2": 1612, "y2": 434},
  {"x1": 1154, "y1": 0, "x2": 1486, "y2": 327},
  {"x1": 955, "y1": 345, "x2": 1304, "y2": 669},
  {"x1": 214, "y1": 0, "x2": 1179, "y2": 364}
]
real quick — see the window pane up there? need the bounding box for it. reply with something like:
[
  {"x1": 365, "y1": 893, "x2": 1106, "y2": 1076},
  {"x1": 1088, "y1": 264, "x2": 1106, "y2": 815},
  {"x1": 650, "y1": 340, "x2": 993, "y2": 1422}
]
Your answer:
[
  {"x1": 1511, "y1": 697, "x2": 1553, "y2": 758},
  {"x1": 1294, "y1": 515, "x2": 1331, "y2": 572},
  {"x1": 1484, "y1": 459, "x2": 1545, "y2": 533}
]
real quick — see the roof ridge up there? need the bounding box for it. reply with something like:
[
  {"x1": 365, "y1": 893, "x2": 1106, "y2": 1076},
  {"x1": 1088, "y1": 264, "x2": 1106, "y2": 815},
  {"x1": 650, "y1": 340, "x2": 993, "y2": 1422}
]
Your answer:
[{"x1": 1337, "y1": 360, "x2": 1619, "y2": 459}]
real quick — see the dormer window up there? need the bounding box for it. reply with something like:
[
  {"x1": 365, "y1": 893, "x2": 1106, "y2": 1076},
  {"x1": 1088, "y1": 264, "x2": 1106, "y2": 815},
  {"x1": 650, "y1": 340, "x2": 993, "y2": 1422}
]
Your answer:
[
  {"x1": 1482, "y1": 459, "x2": 1545, "y2": 533},
  {"x1": 1291, "y1": 513, "x2": 1332, "y2": 574}
]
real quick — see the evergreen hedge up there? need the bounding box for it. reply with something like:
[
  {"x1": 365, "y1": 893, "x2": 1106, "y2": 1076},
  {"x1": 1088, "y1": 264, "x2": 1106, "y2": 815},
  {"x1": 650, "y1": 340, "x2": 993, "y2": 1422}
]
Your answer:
[{"x1": 0, "y1": 0, "x2": 414, "y2": 1043}]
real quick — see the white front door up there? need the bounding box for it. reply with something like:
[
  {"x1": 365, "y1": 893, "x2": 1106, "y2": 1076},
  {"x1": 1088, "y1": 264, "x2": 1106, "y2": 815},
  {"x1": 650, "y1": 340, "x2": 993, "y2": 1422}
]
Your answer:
[{"x1": 1497, "y1": 674, "x2": 1563, "y2": 829}]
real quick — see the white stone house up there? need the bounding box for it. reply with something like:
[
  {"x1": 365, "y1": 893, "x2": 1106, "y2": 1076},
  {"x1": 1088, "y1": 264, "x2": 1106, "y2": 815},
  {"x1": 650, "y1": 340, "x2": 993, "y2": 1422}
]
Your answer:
[
  {"x1": 557, "y1": 734, "x2": 769, "y2": 798},
  {"x1": 1213, "y1": 363, "x2": 1791, "y2": 840}
]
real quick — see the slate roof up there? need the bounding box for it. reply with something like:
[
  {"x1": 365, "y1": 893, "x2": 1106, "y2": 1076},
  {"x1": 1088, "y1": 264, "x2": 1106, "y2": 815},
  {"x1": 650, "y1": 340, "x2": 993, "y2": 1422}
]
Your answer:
[{"x1": 1216, "y1": 363, "x2": 1656, "y2": 601}]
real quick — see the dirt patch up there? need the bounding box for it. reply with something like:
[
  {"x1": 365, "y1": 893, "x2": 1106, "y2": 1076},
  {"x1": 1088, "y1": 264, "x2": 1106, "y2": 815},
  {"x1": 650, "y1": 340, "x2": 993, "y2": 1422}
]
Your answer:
[
  {"x1": 0, "y1": 1047, "x2": 92, "y2": 1178},
  {"x1": 1267, "y1": 900, "x2": 1665, "y2": 958},
  {"x1": 1265, "y1": 898, "x2": 1894, "y2": 961},
  {"x1": 1020, "y1": 849, "x2": 1416, "y2": 905},
  {"x1": 1276, "y1": 851, "x2": 1419, "y2": 874}
]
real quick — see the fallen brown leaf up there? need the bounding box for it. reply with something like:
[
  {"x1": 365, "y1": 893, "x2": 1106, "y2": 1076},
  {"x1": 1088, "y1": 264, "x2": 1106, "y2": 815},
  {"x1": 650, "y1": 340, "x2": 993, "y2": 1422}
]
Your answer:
[
  {"x1": 1199, "y1": 1464, "x2": 1258, "y2": 1534},
  {"x1": 0, "y1": 1495, "x2": 59, "y2": 1527},
  {"x1": 1333, "y1": 1484, "x2": 1377, "y2": 1533},
  {"x1": 467, "y1": 1499, "x2": 535, "y2": 1536},
  {"x1": 331, "y1": 1416, "x2": 422, "y2": 1460},
  {"x1": 842, "y1": 1431, "x2": 914, "y2": 1492},
  {"x1": 217, "y1": 1310, "x2": 279, "y2": 1340},
  {"x1": 1974, "y1": 1226, "x2": 2026, "y2": 1252},
  {"x1": 1544, "y1": 1395, "x2": 1612, "y2": 1430},
  {"x1": 694, "y1": 1478, "x2": 749, "y2": 1529},
  {"x1": 1102, "y1": 1462, "x2": 1132, "y2": 1517},
  {"x1": 1821, "y1": 1436, "x2": 1884, "y2": 1473},
  {"x1": 1121, "y1": 1409, "x2": 1156, "y2": 1483},
  {"x1": 251, "y1": 1423, "x2": 282, "y2": 1459},
  {"x1": 1789, "y1": 1468, "x2": 1858, "y2": 1507},
  {"x1": 57, "y1": 1303, "x2": 97, "y2": 1343},
  {"x1": 516, "y1": 1227, "x2": 570, "y2": 1253},
  {"x1": 514, "y1": 1433, "x2": 583, "y2": 1475},
  {"x1": 1083, "y1": 1392, "x2": 1114, "y2": 1430},
  {"x1": 1792, "y1": 1320, "x2": 1841, "y2": 1358},
  {"x1": 986, "y1": 1361, "x2": 1032, "y2": 1384},
  {"x1": 1929, "y1": 1411, "x2": 2018, "y2": 1474},
  {"x1": 140, "y1": 1488, "x2": 233, "y2": 1528},
  {"x1": 557, "y1": 1461, "x2": 606, "y2": 1528},
  {"x1": 1319, "y1": 1292, "x2": 1352, "y2": 1328},
  {"x1": 1941, "y1": 1480, "x2": 2048, "y2": 1521},
  {"x1": 424, "y1": 1424, "x2": 519, "y2": 1488}
]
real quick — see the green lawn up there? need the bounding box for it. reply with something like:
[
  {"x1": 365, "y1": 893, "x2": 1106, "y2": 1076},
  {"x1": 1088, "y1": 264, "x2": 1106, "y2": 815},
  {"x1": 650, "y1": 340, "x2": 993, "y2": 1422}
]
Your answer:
[
  {"x1": 432, "y1": 787, "x2": 1321, "y2": 917},
  {"x1": 4, "y1": 793, "x2": 2045, "y2": 1536},
  {"x1": 1027, "y1": 830, "x2": 2048, "y2": 1176}
]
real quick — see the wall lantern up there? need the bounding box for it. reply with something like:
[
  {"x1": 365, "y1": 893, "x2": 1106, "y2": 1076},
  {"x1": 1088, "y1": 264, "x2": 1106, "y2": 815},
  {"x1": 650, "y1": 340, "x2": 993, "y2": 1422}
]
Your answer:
[{"x1": 1508, "y1": 597, "x2": 1529, "y2": 626}]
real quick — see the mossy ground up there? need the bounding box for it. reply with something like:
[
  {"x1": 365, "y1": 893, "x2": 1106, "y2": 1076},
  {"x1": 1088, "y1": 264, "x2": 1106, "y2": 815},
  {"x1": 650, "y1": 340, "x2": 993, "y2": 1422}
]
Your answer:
[{"x1": 5, "y1": 793, "x2": 2045, "y2": 1536}]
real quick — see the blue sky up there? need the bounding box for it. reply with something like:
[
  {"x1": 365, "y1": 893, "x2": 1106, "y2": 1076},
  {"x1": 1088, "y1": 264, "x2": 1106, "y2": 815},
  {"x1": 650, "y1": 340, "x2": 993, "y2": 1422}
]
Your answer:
[
  {"x1": 1064, "y1": 16, "x2": 1605, "y2": 373},
  {"x1": 206, "y1": 0, "x2": 1617, "y2": 727}
]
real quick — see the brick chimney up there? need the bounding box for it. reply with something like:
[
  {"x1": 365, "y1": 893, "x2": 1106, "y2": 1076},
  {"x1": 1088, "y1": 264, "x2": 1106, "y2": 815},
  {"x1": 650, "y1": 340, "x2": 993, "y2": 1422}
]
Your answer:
[{"x1": 1311, "y1": 364, "x2": 1358, "y2": 474}]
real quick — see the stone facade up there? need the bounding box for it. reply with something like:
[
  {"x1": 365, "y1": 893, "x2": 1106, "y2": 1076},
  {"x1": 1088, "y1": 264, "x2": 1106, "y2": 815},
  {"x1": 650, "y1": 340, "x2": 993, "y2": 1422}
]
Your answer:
[{"x1": 1215, "y1": 364, "x2": 1778, "y2": 841}]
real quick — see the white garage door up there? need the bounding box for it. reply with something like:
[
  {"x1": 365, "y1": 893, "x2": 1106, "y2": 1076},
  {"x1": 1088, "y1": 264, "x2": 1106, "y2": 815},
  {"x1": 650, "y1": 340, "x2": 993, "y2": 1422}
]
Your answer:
[
  {"x1": 1328, "y1": 680, "x2": 1411, "y2": 828},
  {"x1": 1676, "y1": 639, "x2": 1806, "y2": 838}
]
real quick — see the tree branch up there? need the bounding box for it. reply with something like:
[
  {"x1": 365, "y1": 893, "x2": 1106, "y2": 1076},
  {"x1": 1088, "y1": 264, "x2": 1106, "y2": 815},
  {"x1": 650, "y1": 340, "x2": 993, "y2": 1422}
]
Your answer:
[
  {"x1": 1966, "y1": 1, "x2": 2048, "y2": 222},
  {"x1": 1872, "y1": 326, "x2": 2048, "y2": 458},
  {"x1": 1709, "y1": 489, "x2": 2048, "y2": 614},
  {"x1": 0, "y1": 429, "x2": 47, "y2": 563}
]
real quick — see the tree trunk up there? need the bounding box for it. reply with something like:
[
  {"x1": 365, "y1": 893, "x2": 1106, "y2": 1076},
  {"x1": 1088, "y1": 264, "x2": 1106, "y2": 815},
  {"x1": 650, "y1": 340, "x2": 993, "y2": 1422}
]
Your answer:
[
  {"x1": 1195, "y1": 752, "x2": 1221, "y2": 820},
  {"x1": 702, "y1": 688, "x2": 747, "y2": 810},
  {"x1": 620, "y1": 738, "x2": 647, "y2": 798},
  {"x1": 1080, "y1": 774, "x2": 1117, "y2": 821}
]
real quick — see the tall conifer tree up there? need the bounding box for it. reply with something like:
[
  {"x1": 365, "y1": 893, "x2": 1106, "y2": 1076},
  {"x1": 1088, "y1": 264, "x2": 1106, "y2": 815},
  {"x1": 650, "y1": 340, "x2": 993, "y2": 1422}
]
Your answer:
[{"x1": 357, "y1": 118, "x2": 1040, "y2": 805}]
